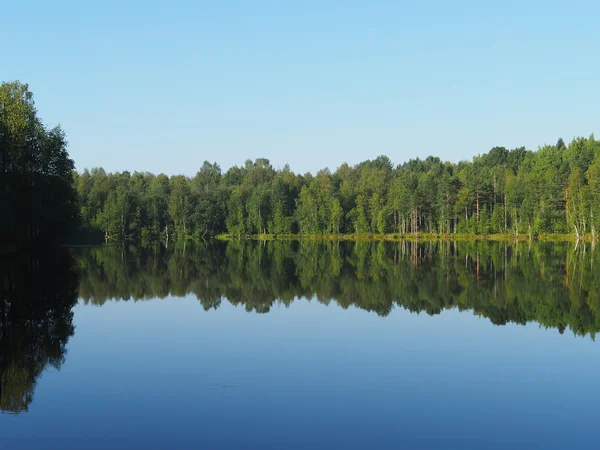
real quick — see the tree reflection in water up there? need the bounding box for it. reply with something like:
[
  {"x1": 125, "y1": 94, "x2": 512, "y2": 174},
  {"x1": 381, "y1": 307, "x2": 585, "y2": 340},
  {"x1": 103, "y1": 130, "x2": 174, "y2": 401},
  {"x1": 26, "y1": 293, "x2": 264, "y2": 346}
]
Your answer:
[
  {"x1": 76, "y1": 240, "x2": 600, "y2": 338},
  {"x1": 0, "y1": 251, "x2": 79, "y2": 414},
  {"x1": 3, "y1": 240, "x2": 598, "y2": 415}
]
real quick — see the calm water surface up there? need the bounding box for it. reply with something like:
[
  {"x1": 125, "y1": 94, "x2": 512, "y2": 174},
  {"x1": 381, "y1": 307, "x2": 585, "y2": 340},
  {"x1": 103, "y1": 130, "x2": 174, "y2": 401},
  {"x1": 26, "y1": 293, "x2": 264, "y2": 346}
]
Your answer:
[{"x1": 2, "y1": 241, "x2": 600, "y2": 449}]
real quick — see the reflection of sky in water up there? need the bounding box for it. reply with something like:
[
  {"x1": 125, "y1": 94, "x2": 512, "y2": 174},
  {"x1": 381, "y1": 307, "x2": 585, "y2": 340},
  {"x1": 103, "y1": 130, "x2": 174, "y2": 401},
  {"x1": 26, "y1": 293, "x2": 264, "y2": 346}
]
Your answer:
[{"x1": 4, "y1": 297, "x2": 600, "y2": 450}]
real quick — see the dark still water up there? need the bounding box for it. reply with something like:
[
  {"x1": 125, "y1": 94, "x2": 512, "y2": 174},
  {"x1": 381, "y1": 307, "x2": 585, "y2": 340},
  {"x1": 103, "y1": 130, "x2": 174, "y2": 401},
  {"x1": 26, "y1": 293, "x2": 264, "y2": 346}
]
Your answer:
[{"x1": 2, "y1": 241, "x2": 600, "y2": 449}]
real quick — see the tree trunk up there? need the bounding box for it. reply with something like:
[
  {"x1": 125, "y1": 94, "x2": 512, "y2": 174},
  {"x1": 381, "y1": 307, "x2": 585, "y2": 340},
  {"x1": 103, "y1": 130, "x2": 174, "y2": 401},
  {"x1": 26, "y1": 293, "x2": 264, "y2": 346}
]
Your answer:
[
  {"x1": 121, "y1": 214, "x2": 125, "y2": 240},
  {"x1": 591, "y1": 208, "x2": 595, "y2": 242},
  {"x1": 412, "y1": 206, "x2": 418, "y2": 235},
  {"x1": 565, "y1": 187, "x2": 569, "y2": 229},
  {"x1": 504, "y1": 194, "x2": 508, "y2": 232}
]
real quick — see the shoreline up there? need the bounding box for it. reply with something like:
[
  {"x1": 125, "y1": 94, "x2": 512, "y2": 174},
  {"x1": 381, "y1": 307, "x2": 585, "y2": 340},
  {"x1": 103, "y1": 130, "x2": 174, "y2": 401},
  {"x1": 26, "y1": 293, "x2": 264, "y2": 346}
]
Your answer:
[
  {"x1": 62, "y1": 233, "x2": 595, "y2": 247},
  {"x1": 214, "y1": 233, "x2": 590, "y2": 243}
]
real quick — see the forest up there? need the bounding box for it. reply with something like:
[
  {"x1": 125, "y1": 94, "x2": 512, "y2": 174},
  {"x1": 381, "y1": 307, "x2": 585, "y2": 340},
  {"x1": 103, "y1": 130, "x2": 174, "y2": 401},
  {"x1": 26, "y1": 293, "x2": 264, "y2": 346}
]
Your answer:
[
  {"x1": 3, "y1": 80, "x2": 600, "y2": 245},
  {"x1": 76, "y1": 136, "x2": 600, "y2": 243}
]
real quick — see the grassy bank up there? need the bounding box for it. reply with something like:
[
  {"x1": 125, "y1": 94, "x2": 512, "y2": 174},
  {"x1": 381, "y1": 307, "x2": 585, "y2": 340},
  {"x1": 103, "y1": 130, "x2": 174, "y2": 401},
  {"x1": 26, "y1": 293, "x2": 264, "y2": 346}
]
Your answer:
[{"x1": 215, "y1": 233, "x2": 589, "y2": 242}]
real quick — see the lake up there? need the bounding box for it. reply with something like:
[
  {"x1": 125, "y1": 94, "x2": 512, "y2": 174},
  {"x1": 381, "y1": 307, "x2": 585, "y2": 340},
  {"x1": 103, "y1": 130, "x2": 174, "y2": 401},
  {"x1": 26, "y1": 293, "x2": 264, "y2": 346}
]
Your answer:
[{"x1": 2, "y1": 240, "x2": 600, "y2": 449}]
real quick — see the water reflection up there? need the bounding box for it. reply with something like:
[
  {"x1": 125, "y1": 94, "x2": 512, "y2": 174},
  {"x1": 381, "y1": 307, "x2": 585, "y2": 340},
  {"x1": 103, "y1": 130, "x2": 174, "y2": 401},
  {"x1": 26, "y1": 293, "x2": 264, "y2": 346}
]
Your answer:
[
  {"x1": 76, "y1": 240, "x2": 600, "y2": 338},
  {"x1": 3, "y1": 241, "x2": 599, "y2": 416},
  {"x1": 0, "y1": 251, "x2": 79, "y2": 413}
]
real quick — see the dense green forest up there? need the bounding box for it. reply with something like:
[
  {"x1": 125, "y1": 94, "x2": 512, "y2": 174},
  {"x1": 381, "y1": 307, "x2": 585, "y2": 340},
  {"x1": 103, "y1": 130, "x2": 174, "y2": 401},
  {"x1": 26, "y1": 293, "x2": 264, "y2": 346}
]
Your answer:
[
  {"x1": 75, "y1": 136, "x2": 600, "y2": 243},
  {"x1": 0, "y1": 82, "x2": 78, "y2": 247},
  {"x1": 3, "y1": 80, "x2": 600, "y2": 244},
  {"x1": 75, "y1": 240, "x2": 600, "y2": 338}
]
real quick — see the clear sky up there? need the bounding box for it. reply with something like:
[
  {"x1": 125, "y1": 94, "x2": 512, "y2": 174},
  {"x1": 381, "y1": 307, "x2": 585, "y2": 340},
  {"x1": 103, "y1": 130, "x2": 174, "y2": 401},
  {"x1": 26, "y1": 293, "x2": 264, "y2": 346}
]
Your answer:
[{"x1": 2, "y1": 0, "x2": 598, "y2": 176}]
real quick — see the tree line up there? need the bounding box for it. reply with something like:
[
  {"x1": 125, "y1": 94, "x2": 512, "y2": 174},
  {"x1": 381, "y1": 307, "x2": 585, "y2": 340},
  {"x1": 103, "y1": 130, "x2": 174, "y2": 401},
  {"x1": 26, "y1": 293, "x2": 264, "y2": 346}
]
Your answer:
[
  {"x1": 3, "y1": 80, "x2": 599, "y2": 244},
  {"x1": 75, "y1": 136, "x2": 600, "y2": 243},
  {"x1": 76, "y1": 240, "x2": 600, "y2": 338}
]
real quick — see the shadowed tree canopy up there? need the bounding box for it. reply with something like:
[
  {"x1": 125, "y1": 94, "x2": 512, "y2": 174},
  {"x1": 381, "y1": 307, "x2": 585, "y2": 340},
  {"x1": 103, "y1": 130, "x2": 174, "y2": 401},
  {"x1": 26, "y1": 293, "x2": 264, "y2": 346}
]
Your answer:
[{"x1": 0, "y1": 81, "x2": 78, "y2": 248}]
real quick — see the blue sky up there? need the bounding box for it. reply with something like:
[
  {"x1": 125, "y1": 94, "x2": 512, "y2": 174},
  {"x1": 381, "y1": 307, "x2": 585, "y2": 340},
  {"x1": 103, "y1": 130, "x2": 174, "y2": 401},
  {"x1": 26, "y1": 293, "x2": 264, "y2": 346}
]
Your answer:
[{"x1": 2, "y1": 0, "x2": 598, "y2": 176}]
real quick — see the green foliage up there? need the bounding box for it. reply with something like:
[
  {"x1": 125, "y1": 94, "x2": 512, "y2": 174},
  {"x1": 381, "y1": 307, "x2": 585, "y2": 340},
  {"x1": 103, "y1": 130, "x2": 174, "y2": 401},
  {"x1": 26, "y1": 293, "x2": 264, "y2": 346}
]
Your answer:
[
  {"x1": 479, "y1": 205, "x2": 491, "y2": 235},
  {"x1": 4, "y1": 82, "x2": 600, "y2": 245},
  {"x1": 0, "y1": 81, "x2": 78, "y2": 244},
  {"x1": 377, "y1": 205, "x2": 393, "y2": 234},
  {"x1": 73, "y1": 135, "x2": 600, "y2": 243},
  {"x1": 491, "y1": 205, "x2": 503, "y2": 234},
  {"x1": 351, "y1": 194, "x2": 370, "y2": 234},
  {"x1": 330, "y1": 198, "x2": 343, "y2": 234},
  {"x1": 169, "y1": 175, "x2": 193, "y2": 236}
]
